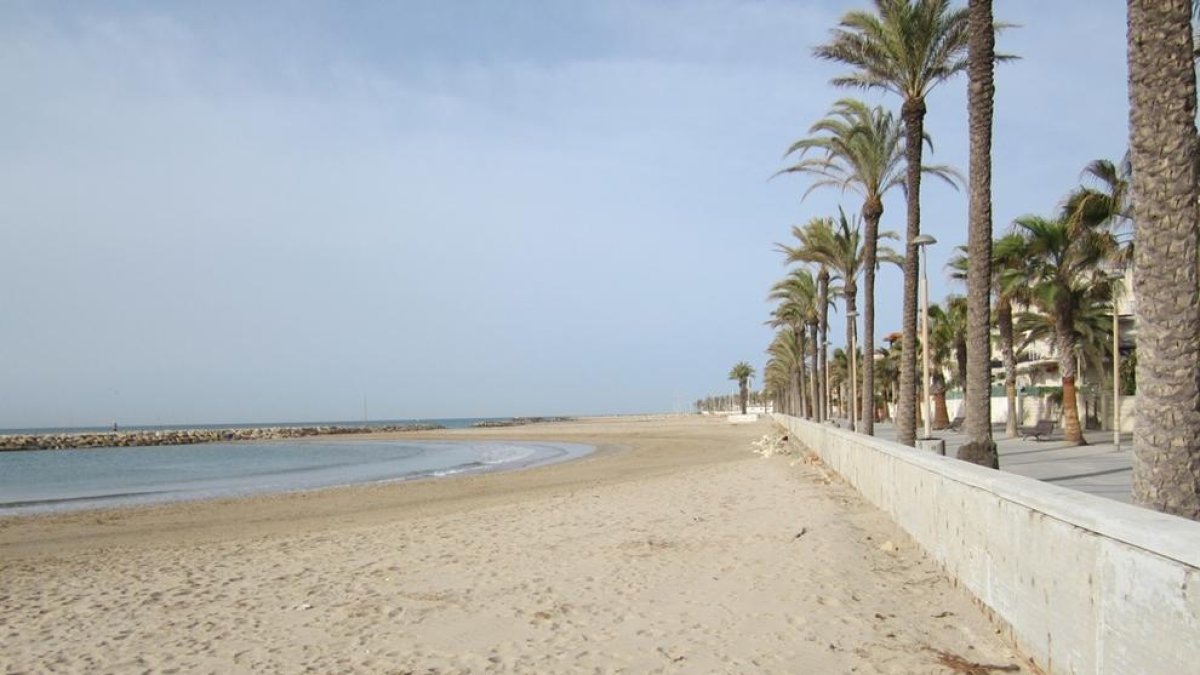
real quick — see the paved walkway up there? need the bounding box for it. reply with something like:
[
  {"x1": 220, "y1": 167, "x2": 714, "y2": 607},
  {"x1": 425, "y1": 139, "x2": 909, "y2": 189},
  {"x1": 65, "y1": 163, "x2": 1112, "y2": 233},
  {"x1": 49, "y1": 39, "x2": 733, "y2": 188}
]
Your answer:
[{"x1": 868, "y1": 422, "x2": 1134, "y2": 504}]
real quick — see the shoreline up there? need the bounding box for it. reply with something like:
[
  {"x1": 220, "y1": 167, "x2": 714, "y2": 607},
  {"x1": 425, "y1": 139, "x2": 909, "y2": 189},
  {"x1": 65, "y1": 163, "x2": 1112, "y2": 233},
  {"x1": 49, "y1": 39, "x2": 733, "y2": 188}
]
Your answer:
[
  {"x1": 0, "y1": 416, "x2": 721, "y2": 559},
  {"x1": 0, "y1": 415, "x2": 1029, "y2": 672}
]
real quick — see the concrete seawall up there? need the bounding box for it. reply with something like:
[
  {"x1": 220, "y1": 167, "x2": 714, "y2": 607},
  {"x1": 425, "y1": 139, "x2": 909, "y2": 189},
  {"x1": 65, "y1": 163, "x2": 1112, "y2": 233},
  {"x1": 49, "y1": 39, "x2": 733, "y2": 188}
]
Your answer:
[
  {"x1": 773, "y1": 413, "x2": 1200, "y2": 675},
  {"x1": 0, "y1": 424, "x2": 444, "y2": 451}
]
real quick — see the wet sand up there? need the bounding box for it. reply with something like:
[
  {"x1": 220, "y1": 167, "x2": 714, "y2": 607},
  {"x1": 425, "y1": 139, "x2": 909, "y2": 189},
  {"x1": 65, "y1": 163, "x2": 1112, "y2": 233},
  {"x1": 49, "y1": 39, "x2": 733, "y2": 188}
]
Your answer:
[{"x1": 0, "y1": 415, "x2": 1026, "y2": 673}]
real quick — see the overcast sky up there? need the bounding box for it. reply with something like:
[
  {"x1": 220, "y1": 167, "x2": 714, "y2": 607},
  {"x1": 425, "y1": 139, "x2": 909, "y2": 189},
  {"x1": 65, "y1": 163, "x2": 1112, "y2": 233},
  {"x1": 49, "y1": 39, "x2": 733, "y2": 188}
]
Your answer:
[{"x1": 0, "y1": 1, "x2": 1129, "y2": 427}]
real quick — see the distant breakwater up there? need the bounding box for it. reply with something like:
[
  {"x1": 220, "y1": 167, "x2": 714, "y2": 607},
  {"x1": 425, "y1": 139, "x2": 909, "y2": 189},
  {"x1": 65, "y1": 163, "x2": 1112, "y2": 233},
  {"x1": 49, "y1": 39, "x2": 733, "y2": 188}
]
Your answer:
[
  {"x1": 470, "y1": 416, "x2": 573, "y2": 428},
  {"x1": 0, "y1": 424, "x2": 445, "y2": 452}
]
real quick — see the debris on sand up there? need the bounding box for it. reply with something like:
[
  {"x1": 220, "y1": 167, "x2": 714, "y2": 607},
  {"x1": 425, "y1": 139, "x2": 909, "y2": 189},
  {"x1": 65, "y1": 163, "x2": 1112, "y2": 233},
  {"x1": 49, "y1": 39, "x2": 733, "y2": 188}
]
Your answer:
[
  {"x1": 931, "y1": 648, "x2": 1020, "y2": 674},
  {"x1": 751, "y1": 434, "x2": 792, "y2": 457}
]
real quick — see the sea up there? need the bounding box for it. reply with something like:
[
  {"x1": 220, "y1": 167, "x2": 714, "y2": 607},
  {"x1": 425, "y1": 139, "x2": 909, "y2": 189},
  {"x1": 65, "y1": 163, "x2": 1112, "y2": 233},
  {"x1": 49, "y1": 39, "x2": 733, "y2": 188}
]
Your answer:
[
  {"x1": 0, "y1": 418, "x2": 592, "y2": 516},
  {"x1": 0, "y1": 417, "x2": 507, "y2": 435}
]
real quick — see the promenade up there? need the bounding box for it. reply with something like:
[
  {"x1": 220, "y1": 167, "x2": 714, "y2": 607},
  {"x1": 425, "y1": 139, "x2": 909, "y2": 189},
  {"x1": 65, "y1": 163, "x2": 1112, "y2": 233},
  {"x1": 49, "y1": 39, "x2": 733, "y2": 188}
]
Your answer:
[{"x1": 871, "y1": 422, "x2": 1133, "y2": 503}]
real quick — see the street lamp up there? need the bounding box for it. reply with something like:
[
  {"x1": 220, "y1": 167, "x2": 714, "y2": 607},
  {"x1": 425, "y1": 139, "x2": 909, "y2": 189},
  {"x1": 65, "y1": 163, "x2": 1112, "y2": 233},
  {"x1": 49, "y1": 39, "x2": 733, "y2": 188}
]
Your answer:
[
  {"x1": 847, "y1": 310, "x2": 859, "y2": 432},
  {"x1": 912, "y1": 234, "x2": 938, "y2": 440},
  {"x1": 1106, "y1": 265, "x2": 1126, "y2": 450}
]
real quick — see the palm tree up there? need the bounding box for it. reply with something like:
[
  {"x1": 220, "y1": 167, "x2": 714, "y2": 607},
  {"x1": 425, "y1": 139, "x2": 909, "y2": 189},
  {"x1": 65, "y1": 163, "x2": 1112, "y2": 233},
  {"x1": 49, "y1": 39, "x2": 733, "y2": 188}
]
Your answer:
[
  {"x1": 815, "y1": 0, "x2": 970, "y2": 447},
  {"x1": 962, "y1": 0, "x2": 1000, "y2": 468},
  {"x1": 728, "y1": 362, "x2": 756, "y2": 415},
  {"x1": 829, "y1": 347, "x2": 850, "y2": 420},
  {"x1": 1010, "y1": 215, "x2": 1118, "y2": 445},
  {"x1": 874, "y1": 341, "x2": 902, "y2": 420},
  {"x1": 925, "y1": 302, "x2": 951, "y2": 428},
  {"x1": 815, "y1": 264, "x2": 832, "y2": 421},
  {"x1": 778, "y1": 98, "x2": 957, "y2": 436},
  {"x1": 1067, "y1": 159, "x2": 1132, "y2": 235},
  {"x1": 927, "y1": 296, "x2": 967, "y2": 429},
  {"x1": 950, "y1": 233, "x2": 1031, "y2": 439},
  {"x1": 768, "y1": 268, "x2": 819, "y2": 417},
  {"x1": 1127, "y1": 0, "x2": 1200, "y2": 518},
  {"x1": 1017, "y1": 282, "x2": 1118, "y2": 428},
  {"x1": 781, "y1": 211, "x2": 901, "y2": 431},
  {"x1": 765, "y1": 336, "x2": 801, "y2": 416}
]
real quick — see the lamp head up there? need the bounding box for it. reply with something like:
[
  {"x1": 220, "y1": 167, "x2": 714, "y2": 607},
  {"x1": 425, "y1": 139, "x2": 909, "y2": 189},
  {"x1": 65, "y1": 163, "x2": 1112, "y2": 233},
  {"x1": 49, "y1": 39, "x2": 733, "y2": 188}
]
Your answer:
[{"x1": 910, "y1": 234, "x2": 938, "y2": 247}]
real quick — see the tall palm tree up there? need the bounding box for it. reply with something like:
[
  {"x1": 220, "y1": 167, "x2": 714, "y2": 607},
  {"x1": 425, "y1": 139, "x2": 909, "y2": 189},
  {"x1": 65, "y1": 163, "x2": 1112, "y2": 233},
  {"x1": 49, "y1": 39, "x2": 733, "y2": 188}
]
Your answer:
[
  {"x1": 778, "y1": 98, "x2": 957, "y2": 436},
  {"x1": 1127, "y1": 0, "x2": 1200, "y2": 518},
  {"x1": 728, "y1": 362, "x2": 756, "y2": 415},
  {"x1": 815, "y1": 265, "x2": 832, "y2": 421},
  {"x1": 768, "y1": 268, "x2": 820, "y2": 417},
  {"x1": 765, "y1": 332, "x2": 804, "y2": 416},
  {"x1": 962, "y1": 0, "x2": 1000, "y2": 468},
  {"x1": 815, "y1": 0, "x2": 970, "y2": 447},
  {"x1": 781, "y1": 211, "x2": 901, "y2": 431},
  {"x1": 1010, "y1": 215, "x2": 1118, "y2": 445}
]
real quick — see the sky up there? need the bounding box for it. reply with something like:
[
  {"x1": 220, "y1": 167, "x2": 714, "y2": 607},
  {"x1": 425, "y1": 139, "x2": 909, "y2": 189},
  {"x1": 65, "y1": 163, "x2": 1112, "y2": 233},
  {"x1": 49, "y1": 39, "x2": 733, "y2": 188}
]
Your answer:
[{"x1": 0, "y1": 1, "x2": 1130, "y2": 427}]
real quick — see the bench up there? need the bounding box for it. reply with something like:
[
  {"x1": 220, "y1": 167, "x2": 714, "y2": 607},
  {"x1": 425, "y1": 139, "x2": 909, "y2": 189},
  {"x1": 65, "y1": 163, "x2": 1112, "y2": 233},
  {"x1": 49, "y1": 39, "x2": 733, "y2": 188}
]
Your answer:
[{"x1": 1019, "y1": 419, "x2": 1057, "y2": 441}]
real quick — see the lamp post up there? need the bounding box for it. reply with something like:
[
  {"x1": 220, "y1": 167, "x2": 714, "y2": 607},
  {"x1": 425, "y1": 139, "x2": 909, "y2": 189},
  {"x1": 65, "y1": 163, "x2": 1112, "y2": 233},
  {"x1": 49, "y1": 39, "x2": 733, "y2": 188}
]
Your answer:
[
  {"x1": 912, "y1": 234, "x2": 938, "y2": 440},
  {"x1": 1106, "y1": 266, "x2": 1126, "y2": 450},
  {"x1": 847, "y1": 310, "x2": 859, "y2": 432}
]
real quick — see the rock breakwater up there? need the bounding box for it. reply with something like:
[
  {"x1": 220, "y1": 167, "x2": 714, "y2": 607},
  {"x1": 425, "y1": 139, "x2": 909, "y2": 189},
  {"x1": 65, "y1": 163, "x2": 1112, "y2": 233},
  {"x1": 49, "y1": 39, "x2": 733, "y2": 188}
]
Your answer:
[
  {"x1": 470, "y1": 416, "x2": 573, "y2": 428},
  {"x1": 0, "y1": 424, "x2": 445, "y2": 452}
]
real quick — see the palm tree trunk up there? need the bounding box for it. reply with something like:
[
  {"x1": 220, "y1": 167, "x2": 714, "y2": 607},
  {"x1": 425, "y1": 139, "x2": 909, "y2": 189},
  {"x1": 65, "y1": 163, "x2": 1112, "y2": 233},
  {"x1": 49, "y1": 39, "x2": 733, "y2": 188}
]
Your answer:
[
  {"x1": 932, "y1": 372, "x2": 950, "y2": 429},
  {"x1": 1056, "y1": 312, "x2": 1086, "y2": 444},
  {"x1": 818, "y1": 270, "x2": 830, "y2": 422},
  {"x1": 739, "y1": 381, "x2": 749, "y2": 415},
  {"x1": 897, "y1": 97, "x2": 927, "y2": 447},
  {"x1": 809, "y1": 322, "x2": 820, "y2": 420},
  {"x1": 795, "y1": 325, "x2": 808, "y2": 418},
  {"x1": 960, "y1": 0, "x2": 999, "y2": 467},
  {"x1": 1128, "y1": 0, "x2": 1200, "y2": 518},
  {"x1": 998, "y1": 298, "x2": 1019, "y2": 438},
  {"x1": 792, "y1": 367, "x2": 803, "y2": 417},
  {"x1": 845, "y1": 285, "x2": 859, "y2": 431},
  {"x1": 861, "y1": 200, "x2": 883, "y2": 436}
]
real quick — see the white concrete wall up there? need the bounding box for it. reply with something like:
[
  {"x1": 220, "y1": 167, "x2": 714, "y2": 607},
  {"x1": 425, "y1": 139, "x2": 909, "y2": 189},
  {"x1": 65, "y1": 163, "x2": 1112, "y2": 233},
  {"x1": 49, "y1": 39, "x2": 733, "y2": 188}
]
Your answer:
[{"x1": 773, "y1": 414, "x2": 1200, "y2": 675}]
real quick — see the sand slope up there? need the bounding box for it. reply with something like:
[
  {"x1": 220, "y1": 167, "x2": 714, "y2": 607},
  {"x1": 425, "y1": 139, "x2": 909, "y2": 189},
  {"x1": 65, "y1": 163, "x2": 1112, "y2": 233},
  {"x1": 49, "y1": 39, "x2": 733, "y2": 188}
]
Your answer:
[{"x1": 0, "y1": 416, "x2": 1025, "y2": 673}]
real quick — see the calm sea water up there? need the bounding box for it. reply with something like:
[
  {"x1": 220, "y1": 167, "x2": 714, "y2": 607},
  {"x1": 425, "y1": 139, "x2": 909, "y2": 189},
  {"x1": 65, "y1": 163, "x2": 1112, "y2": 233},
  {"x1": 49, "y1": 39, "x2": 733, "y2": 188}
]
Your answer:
[
  {"x1": 0, "y1": 438, "x2": 593, "y2": 516},
  {"x1": 0, "y1": 417, "x2": 505, "y2": 435}
]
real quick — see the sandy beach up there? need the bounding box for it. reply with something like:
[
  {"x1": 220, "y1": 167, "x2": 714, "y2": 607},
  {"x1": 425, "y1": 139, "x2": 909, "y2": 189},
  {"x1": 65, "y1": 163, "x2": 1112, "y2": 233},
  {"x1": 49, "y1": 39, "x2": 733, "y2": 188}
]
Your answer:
[{"x1": 0, "y1": 415, "x2": 1026, "y2": 673}]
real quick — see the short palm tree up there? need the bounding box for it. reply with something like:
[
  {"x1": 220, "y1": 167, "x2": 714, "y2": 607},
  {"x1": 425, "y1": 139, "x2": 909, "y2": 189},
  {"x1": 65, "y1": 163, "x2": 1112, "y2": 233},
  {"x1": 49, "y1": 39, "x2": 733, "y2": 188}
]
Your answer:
[
  {"x1": 1009, "y1": 215, "x2": 1118, "y2": 445},
  {"x1": 1016, "y1": 281, "x2": 1117, "y2": 420},
  {"x1": 1127, "y1": 0, "x2": 1200, "y2": 518},
  {"x1": 778, "y1": 98, "x2": 957, "y2": 436},
  {"x1": 874, "y1": 342, "x2": 902, "y2": 420},
  {"x1": 728, "y1": 362, "x2": 756, "y2": 415},
  {"x1": 949, "y1": 233, "x2": 1030, "y2": 439},
  {"x1": 1066, "y1": 158, "x2": 1132, "y2": 237},
  {"x1": 925, "y1": 302, "x2": 953, "y2": 428},
  {"x1": 815, "y1": 0, "x2": 970, "y2": 447}
]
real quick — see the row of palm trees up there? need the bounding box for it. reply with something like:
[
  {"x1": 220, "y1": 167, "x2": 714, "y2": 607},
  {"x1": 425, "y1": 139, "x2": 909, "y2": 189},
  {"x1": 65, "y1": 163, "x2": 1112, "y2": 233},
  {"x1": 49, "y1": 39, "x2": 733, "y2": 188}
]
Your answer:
[
  {"x1": 758, "y1": 0, "x2": 1200, "y2": 519},
  {"x1": 766, "y1": 153, "x2": 1131, "y2": 442}
]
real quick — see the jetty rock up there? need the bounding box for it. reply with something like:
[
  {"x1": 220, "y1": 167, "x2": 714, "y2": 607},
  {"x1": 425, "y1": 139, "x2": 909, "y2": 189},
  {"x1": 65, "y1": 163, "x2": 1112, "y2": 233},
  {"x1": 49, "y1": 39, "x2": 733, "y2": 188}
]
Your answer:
[{"x1": 0, "y1": 423, "x2": 445, "y2": 452}]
